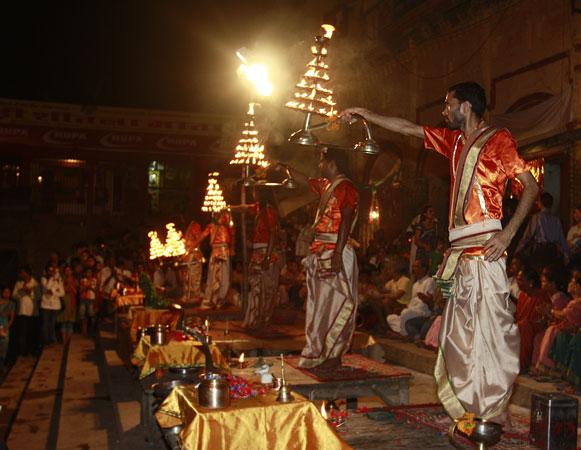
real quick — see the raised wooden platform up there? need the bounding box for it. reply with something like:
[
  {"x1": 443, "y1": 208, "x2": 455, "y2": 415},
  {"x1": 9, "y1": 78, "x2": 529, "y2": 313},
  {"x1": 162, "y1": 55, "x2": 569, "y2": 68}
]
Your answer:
[
  {"x1": 233, "y1": 355, "x2": 411, "y2": 408},
  {"x1": 209, "y1": 320, "x2": 377, "y2": 356}
]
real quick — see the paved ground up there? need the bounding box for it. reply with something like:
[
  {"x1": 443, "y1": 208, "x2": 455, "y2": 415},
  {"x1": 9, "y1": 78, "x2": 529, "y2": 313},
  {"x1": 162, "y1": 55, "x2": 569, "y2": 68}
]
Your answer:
[{"x1": 0, "y1": 317, "x2": 575, "y2": 449}]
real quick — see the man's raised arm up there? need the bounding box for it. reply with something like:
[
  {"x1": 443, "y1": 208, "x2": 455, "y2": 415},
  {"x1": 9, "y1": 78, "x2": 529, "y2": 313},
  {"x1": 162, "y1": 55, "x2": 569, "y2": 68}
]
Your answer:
[{"x1": 339, "y1": 107, "x2": 424, "y2": 139}]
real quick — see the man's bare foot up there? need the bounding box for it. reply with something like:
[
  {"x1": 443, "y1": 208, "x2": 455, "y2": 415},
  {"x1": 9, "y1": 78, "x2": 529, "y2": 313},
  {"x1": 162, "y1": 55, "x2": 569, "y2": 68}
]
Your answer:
[{"x1": 314, "y1": 357, "x2": 342, "y2": 370}]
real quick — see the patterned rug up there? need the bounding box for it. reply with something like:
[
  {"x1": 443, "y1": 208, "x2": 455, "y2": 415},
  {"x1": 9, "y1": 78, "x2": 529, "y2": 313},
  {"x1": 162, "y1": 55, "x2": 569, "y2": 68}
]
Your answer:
[
  {"x1": 383, "y1": 404, "x2": 536, "y2": 449},
  {"x1": 285, "y1": 354, "x2": 411, "y2": 382}
]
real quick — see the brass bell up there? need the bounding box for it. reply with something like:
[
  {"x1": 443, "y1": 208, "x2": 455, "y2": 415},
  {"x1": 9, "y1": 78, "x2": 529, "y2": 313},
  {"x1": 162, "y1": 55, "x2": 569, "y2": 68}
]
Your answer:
[{"x1": 353, "y1": 116, "x2": 380, "y2": 155}]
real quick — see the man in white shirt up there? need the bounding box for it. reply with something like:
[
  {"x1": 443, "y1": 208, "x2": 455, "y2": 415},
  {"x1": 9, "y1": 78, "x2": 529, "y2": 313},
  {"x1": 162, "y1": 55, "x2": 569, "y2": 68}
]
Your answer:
[
  {"x1": 387, "y1": 258, "x2": 435, "y2": 336},
  {"x1": 367, "y1": 256, "x2": 411, "y2": 334},
  {"x1": 12, "y1": 266, "x2": 39, "y2": 355},
  {"x1": 40, "y1": 265, "x2": 64, "y2": 345}
]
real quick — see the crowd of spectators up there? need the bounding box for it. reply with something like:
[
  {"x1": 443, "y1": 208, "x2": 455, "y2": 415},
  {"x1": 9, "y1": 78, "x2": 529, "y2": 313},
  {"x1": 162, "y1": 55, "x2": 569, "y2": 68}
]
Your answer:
[
  {"x1": 354, "y1": 196, "x2": 581, "y2": 395},
  {"x1": 0, "y1": 244, "x2": 143, "y2": 371},
  {"x1": 1, "y1": 194, "x2": 580, "y2": 394}
]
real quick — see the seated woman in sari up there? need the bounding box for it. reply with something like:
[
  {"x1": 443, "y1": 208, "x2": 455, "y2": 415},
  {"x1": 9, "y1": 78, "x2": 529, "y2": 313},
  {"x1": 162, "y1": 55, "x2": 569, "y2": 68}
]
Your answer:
[
  {"x1": 515, "y1": 268, "x2": 552, "y2": 372},
  {"x1": 534, "y1": 266, "x2": 571, "y2": 373},
  {"x1": 549, "y1": 271, "x2": 581, "y2": 388}
]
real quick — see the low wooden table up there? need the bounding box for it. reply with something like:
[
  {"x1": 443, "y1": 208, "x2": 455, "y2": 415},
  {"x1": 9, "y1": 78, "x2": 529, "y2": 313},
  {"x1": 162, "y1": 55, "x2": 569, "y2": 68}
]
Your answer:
[{"x1": 232, "y1": 354, "x2": 411, "y2": 409}]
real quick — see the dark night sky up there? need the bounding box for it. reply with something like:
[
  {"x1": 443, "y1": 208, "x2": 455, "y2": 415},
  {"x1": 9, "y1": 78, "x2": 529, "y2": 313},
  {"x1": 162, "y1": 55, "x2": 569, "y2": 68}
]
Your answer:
[{"x1": 0, "y1": 0, "x2": 322, "y2": 115}]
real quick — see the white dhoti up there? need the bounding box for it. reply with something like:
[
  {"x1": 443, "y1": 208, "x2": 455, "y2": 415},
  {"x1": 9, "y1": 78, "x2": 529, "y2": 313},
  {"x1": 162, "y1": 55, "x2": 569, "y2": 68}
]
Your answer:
[
  {"x1": 298, "y1": 242, "x2": 358, "y2": 369},
  {"x1": 435, "y1": 220, "x2": 520, "y2": 420},
  {"x1": 242, "y1": 247, "x2": 281, "y2": 329},
  {"x1": 201, "y1": 256, "x2": 230, "y2": 308},
  {"x1": 185, "y1": 254, "x2": 203, "y2": 302}
]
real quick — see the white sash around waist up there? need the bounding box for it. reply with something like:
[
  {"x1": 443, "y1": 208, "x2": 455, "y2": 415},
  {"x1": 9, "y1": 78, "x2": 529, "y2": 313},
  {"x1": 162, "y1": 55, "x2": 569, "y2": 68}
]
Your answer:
[
  {"x1": 314, "y1": 233, "x2": 338, "y2": 243},
  {"x1": 449, "y1": 219, "x2": 502, "y2": 244}
]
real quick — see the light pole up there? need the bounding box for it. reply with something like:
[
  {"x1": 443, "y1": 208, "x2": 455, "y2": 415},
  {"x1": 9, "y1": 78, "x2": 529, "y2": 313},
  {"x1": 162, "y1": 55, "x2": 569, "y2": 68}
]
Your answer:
[{"x1": 231, "y1": 49, "x2": 273, "y2": 318}]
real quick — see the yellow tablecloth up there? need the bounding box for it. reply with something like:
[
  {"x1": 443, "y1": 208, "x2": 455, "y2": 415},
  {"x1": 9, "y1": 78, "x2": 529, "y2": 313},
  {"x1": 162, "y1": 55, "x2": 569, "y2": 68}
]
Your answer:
[
  {"x1": 116, "y1": 294, "x2": 144, "y2": 308},
  {"x1": 128, "y1": 307, "x2": 180, "y2": 342},
  {"x1": 156, "y1": 386, "x2": 352, "y2": 450},
  {"x1": 131, "y1": 336, "x2": 229, "y2": 379}
]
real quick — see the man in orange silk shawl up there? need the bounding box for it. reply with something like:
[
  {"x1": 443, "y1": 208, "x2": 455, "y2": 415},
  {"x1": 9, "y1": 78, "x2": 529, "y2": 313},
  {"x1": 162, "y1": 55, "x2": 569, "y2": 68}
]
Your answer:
[
  {"x1": 241, "y1": 189, "x2": 281, "y2": 329},
  {"x1": 197, "y1": 210, "x2": 235, "y2": 310},
  {"x1": 283, "y1": 147, "x2": 359, "y2": 369},
  {"x1": 183, "y1": 220, "x2": 204, "y2": 303},
  {"x1": 341, "y1": 82, "x2": 538, "y2": 424}
]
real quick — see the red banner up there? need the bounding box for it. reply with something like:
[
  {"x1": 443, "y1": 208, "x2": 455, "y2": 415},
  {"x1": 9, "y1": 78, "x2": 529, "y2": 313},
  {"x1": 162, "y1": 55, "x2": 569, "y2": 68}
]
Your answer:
[{"x1": 0, "y1": 98, "x2": 226, "y2": 154}]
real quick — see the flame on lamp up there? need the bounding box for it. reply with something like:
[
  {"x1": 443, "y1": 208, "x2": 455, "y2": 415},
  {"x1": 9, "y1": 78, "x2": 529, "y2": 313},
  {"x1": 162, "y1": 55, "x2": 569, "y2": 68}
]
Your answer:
[
  {"x1": 202, "y1": 172, "x2": 228, "y2": 213},
  {"x1": 239, "y1": 353, "x2": 245, "y2": 364},
  {"x1": 321, "y1": 24, "x2": 335, "y2": 39},
  {"x1": 285, "y1": 24, "x2": 338, "y2": 119},
  {"x1": 320, "y1": 401, "x2": 328, "y2": 419},
  {"x1": 230, "y1": 103, "x2": 270, "y2": 167},
  {"x1": 162, "y1": 223, "x2": 186, "y2": 257},
  {"x1": 148, "y1": 231, "x2": 165, "y2": 260},
  {"x1": 204, "y1": 319, "x2": 209, "y2": 333}
]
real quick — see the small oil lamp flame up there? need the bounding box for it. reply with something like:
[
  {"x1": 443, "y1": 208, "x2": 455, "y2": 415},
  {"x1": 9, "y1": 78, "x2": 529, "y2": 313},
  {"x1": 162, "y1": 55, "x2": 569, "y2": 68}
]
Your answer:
[
  {"x1": 321, "y1": 401, "x2": 328, "y2": 419},
  {"x1": 321, "y1": 24, "x2": 335, "y2": 39},
  {"x1": 204, "y1": 319, "x2": 209, "y2": 333},
  {"x1": 239, "y1": 353, "x2": 245, "y2": 368}
]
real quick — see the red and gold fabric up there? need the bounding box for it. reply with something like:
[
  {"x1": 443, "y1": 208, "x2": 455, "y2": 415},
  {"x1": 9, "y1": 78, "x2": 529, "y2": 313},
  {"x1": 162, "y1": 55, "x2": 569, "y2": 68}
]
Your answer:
[
  {"x1": 249, "y1": 204, "x2": 280, "y2": 265},
  {"x1": 199, "y1": 222, "x2": 233, "y2": 261},
  {"x1": 156, "y1": 387, "x2": 351, "y2": 450},
  {"x1": 308, "y1": 178, "x2": 358, "y2": 254},
  {"x1": 131, "y1": 336, "x2": 229, "y2": 379},
  {"x1": 424, "y1": 127, "x2": 529, "y2": 227}
]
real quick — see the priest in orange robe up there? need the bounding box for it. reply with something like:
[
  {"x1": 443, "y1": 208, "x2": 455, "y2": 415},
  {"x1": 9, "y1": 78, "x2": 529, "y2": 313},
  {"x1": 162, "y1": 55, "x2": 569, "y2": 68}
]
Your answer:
[
  {"x1": 283, "y1": 146, "x2": 359, "y2": 370},
  {"x1": 182, "y1": 219, "x2": 204, "y2": 303},
  {"x1": 197, "y1": 210, "x2": 235, "y2": 309},
  {"x1": 341, "y1": 81, "x2": 538, "y2": 425},
  {"x1": 239, "y1": 189, "x2": 281, "y2": 329}
]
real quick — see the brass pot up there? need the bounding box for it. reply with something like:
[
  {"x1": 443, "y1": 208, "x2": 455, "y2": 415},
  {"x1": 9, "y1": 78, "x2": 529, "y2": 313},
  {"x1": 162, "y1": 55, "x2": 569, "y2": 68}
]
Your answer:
[
  {"x1": 448, "y1": 418, "x2": 503, "y2": 450},
  {"x1": 151, "y1": 324, "x2": 168, "y2": 346},
  {"x1": 197, "y1": 372, "x2": 230, "y2": 409}
]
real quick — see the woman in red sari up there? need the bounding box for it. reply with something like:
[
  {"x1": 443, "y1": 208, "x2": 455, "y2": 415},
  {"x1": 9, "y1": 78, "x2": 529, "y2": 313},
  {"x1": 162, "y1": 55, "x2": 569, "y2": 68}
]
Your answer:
[{"x1": 516, "y1": 268, "x2": 552, "y2": 372}]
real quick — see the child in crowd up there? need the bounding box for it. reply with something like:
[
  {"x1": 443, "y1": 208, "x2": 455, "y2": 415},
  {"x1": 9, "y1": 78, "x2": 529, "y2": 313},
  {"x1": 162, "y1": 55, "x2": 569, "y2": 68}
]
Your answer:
[
  {"x1": 57, "y1": 265, "x2": 78, "y2": 344},
  {"x1": 79, "y1": 267, "x2": 97, "y2": 335}
]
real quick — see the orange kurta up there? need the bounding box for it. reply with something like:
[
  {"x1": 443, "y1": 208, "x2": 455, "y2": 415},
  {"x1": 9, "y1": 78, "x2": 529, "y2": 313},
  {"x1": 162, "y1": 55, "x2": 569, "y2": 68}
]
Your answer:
[
  {"x1": 424, "y1": 127, "x2": 529, "y2": 227},
  {"x1": 249, "y1": 203, "x2": 280, "y2": 265},
  {"x1": 308, "y1": 178, "x2": 358, "y2": 254}
]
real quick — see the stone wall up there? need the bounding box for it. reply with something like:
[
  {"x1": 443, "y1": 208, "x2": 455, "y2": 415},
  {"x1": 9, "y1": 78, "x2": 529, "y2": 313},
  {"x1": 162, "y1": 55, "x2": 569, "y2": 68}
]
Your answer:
[{"x1": 331, "y1": 0, "x2": 578, "y2": 230}]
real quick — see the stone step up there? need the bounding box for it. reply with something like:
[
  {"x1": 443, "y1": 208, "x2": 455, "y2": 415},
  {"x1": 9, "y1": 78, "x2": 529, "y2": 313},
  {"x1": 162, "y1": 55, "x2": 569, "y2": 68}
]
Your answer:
[
  {"x1": 7, "y1": 345, "x2": 65, "y2": 449},
  {"x1": 0, "y1": 356, "x2": 37, "y2": 440},
  {"x1": 56, "y1": 334, "x2": 118, "y2": 450},
  {"x1": 376, "y1": 337, "x2": 581, "y2": 417},
  {"x1": 97, "y1": 324, "x2": 163, "y2": 448}
]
